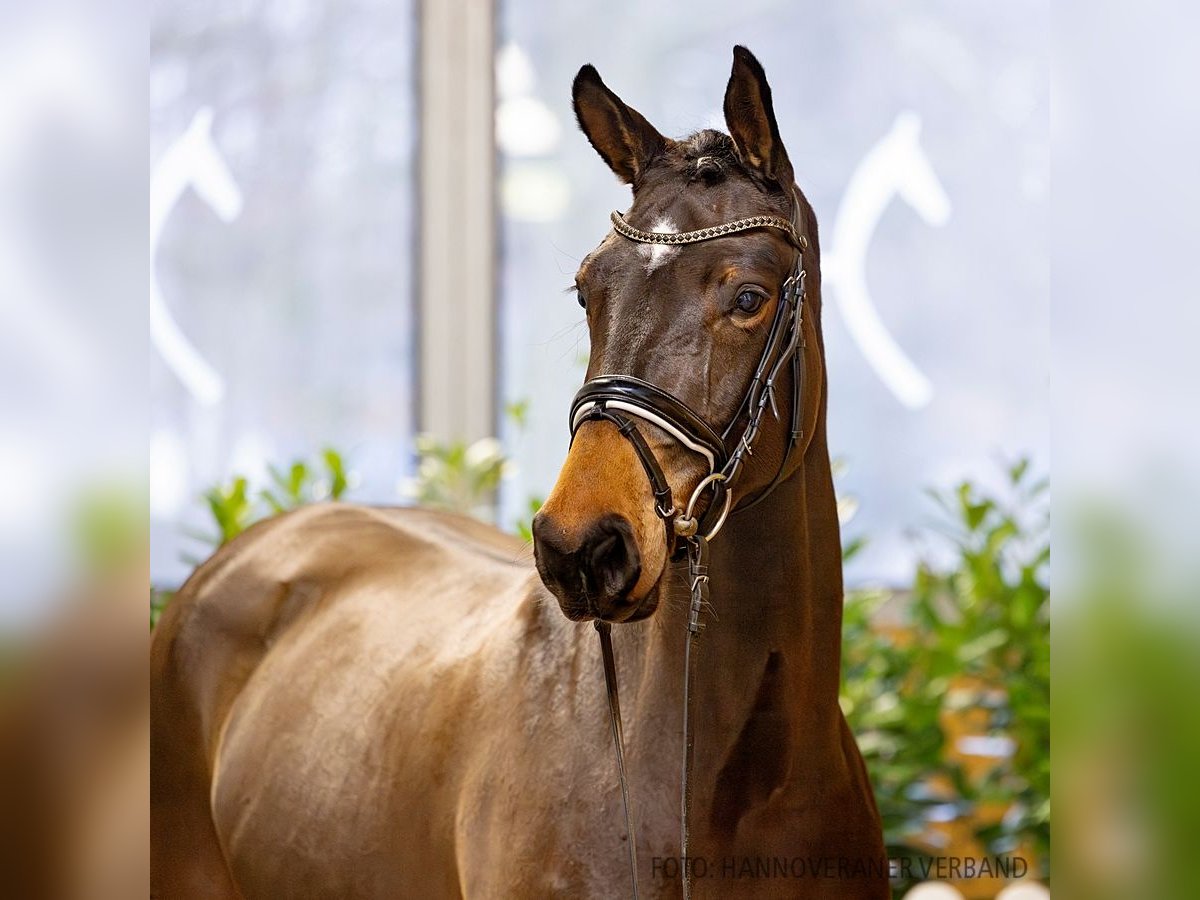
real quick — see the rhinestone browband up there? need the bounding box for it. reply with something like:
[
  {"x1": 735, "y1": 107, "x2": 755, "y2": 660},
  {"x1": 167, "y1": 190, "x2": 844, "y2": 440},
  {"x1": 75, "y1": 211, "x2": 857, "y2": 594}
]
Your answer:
[{"x1": 609, "y1": 210, "x2": 806, "y2": 250}]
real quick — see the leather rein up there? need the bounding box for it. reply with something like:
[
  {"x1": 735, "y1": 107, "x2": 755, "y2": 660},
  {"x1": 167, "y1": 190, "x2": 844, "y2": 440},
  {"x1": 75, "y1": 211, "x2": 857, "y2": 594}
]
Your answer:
[{"x1": 569, "y1": 193, "x2": 808, "y2": 899}]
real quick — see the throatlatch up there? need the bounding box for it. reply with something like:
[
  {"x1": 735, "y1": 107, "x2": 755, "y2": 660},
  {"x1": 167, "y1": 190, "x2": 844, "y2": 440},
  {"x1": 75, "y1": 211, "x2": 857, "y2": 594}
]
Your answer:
[{"x1": 572, "y1": 192, "x2": 808, "y2": 900}]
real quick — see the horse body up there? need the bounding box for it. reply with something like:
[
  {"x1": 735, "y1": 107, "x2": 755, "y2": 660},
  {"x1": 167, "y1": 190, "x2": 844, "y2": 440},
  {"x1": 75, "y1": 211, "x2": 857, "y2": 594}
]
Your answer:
[
  {"x1": 153, "y1": 441, "x2": 885, "y2": 899},
  {"x1": 152, "y1": 46, "x2": 889, "y2": 899},
  {"x1": 153, "y1": 505, "x2": 620, "y2": 897},
  {"x1": 156, "y1": 505, "x2": 539, "y2": 896}
]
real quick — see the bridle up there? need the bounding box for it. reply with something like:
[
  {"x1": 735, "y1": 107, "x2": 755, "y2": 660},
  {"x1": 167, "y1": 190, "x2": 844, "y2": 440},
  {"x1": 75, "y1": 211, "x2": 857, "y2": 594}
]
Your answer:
[{"x1": 568, "y1": 191, "x2": 809, "y2": 899}]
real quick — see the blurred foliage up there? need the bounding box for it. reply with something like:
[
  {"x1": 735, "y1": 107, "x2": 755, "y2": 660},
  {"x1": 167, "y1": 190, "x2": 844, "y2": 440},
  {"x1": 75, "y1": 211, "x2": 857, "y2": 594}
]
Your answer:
[
  {"x1": 832, "y1": 457, "x2": 866, "y2": 563},
  {"x1": 192, "y1": 448, "x2": 349, "y2": 549},
  {"x1": 515, "y1": 496, "x2": 544, "y2": 544},
  {"x1": 405, "y1": 397, "x2": 537, "y2": 521},
  {"x1": 156, "y1": 420, "x2": 543, "y2": 626},
  {"x1": 156, "y1": 448, "x2": 351, "y2": 626},
  {"x1": 840, "y1": 459, "x2": 1049, "y2": 893},
  {"x1": 1056, "y1": 503, "x2": 1200, "y2": 900},
  {"x1": 504, "y1": 399, "x2": 530, "y2": 429},
  {"x1": 407, "y1": 401, "x2": 542, "y2": 536},
  {"x1": 150, "y1": 589, "x2": 171, "y2": 630},
  {"x1": 404, "y1": 435, "x2": 510, "y2": 518},
  {"x1": 70, "y1": 482, "x2": 146, "y2": 575}
]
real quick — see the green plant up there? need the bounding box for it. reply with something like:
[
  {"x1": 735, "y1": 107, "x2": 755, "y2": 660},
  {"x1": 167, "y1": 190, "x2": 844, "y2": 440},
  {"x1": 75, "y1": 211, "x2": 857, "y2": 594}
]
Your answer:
[
  {"x1": 407, "y1": 401, "x2": 543, "y2": 531},
  {"x1": 515, "y1": 496, "x2": 544, "y2": 543},
  {"x1": 405, "y1": 435, "x2": 510, "y2": 517},
  {"x1": 200, "y1": 476, "x2": 254, "y2": 546},
  {"x1": 193, "y1": 448, "x2": 350, "y2": 548},
  {"x1": 71, "y1": 482, "x2": 146, "y2": 574},
  {"x1": 260, "y1": 448, "x2": 348, "y2": 514},
  {"x1": 833, "y1": 456, "x2": 867, "y2": 563},
  {"x1": 840, "y1": 459, "x2": 1049, "y2": 892},
  {"x1": 156, "y1": 448, "x2": 352, "y2": 626},
  {"x1": 504, "y1": 399, "x2": 530, "y2": 429}
]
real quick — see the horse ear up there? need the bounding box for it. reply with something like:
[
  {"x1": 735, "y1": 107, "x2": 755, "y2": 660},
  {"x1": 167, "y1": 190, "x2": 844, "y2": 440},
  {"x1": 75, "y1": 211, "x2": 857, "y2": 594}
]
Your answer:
[
  {"x1": 572, "y1": 64, "x2": 668, "y2": 187},
  {"x1": 723, "y1": 46, "x2": 794, "y2": 190}
]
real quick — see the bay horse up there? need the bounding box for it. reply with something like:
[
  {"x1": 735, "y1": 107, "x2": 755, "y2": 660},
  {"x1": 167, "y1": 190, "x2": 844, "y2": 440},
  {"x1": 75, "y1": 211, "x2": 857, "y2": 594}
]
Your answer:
[{"x1": 151, "y1": 47, "x2": 889, "y2": 898}]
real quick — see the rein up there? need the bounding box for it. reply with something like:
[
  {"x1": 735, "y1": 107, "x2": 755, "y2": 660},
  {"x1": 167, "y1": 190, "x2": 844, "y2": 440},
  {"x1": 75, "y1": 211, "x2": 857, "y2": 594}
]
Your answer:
[{"x1": 569, "y1": 194, "x2": 808, "y2": 899}]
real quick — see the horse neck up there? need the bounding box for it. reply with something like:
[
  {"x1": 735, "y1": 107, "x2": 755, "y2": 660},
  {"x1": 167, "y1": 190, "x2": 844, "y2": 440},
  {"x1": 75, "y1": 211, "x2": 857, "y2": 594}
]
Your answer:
[
  {"x1": 716, "y1": 428, "x2": 845, "y2": 712},
  {"x1": 625, "y1": 421, "x2": 848, "y2": 774}
]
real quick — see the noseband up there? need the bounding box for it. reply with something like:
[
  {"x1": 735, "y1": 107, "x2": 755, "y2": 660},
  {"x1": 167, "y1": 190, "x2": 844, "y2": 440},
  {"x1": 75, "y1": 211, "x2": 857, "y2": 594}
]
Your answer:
[{"x1": 570, "y1": 194, "x2": 809, "y2": 900}]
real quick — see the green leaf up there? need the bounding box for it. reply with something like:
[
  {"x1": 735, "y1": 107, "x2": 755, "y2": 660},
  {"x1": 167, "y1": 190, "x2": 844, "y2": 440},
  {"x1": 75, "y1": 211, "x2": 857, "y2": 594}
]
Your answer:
[
  {"x1": 322, "y1": 448, "x2": 348, "y2": 499},
  {"x1": 1008, "y1": 457, "x2": 1030, "y2": 485},
  {"x1": 965, "y1": 499, "x2": 994, "y2": 532},
  {"x1": 842, "y1": 534, "x2": 868, "y2": 563},
  {"x1": 287, "y1": 462, "x2": 307, "y2": 501},
  {"x1": 505, "y1": 399, "x2": 530, "y2": 430},
  {"x1": 182, "y1": 447, "x2": 357, "y2": 568}
]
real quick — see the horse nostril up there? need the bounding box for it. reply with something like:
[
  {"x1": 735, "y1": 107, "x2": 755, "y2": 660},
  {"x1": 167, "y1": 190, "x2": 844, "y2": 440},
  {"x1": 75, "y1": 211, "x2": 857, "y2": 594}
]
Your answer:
[
  {"x1": 583, "y1": 515, "x2": 640, "y2": 601},
  {"x1": 588, "y1": 530, "x2": 628, "y2": 596},
  {"x1": 532, "y1": 512, "x2": 642, "y2": 618}
]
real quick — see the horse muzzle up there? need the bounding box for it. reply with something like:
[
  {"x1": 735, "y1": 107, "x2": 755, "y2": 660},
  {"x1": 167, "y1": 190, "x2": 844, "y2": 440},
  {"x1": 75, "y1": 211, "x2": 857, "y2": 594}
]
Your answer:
[{"x1": 532, "y1": 511, "x2": 657, "y2": 622}]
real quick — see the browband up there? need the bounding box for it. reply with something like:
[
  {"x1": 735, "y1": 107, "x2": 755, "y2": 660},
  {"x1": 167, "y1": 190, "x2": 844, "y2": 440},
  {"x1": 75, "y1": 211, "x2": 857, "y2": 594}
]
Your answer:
[{"x1": 610, "y1": 209, "x2": 807, "y2": 250}]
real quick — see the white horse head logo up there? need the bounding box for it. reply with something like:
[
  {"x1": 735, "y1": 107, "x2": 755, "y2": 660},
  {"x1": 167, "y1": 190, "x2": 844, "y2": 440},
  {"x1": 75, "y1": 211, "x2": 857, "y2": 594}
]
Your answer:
[
  {"x1": 150, "y1": 107, "x2": 243, "y2": 406},
  {"x1": 824, "y1": 112, "x2": 951, "y2": 409}
]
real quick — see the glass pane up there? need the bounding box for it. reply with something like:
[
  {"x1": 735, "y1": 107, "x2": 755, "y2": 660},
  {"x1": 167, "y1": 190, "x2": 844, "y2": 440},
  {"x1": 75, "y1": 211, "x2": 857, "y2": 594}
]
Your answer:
[
  {"x1": 497, "y1": 2, "x2": 1048, "y2": 585},
  {"x1": 150, "y1": 0, "x2": 417, "y2": 586}
]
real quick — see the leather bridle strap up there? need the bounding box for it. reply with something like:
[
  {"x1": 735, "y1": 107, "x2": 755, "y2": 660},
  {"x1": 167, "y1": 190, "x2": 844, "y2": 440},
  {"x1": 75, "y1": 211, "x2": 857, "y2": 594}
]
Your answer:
[
  {"x1": 572, "y1": 375, "x2": 729, "y2": 474},
  {"x1": 735, "y1": 316, "x2": 806, "y2": 512},
  {"x1": 593, "y1": 537, "x2": 709, "y2": 900},
  {"x1": 595, "y1": 620, "x2": 640, "y2": 900},
  {"x1": 679, "y1": 535, "x2": 709, "y2": 900},
  {"x1": 717, "y1": 260, "x2": 807, "y2": 505}
]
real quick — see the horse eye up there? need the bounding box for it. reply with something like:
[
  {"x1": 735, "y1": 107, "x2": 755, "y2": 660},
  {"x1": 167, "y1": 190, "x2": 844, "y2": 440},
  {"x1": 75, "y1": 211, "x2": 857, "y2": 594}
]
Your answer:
[
  {"x1": 577, "y1": 289, "x2": 587, "y2": 310},
  {"x1": 734, "y1": 290, "x2": 765, "y2": 315}
]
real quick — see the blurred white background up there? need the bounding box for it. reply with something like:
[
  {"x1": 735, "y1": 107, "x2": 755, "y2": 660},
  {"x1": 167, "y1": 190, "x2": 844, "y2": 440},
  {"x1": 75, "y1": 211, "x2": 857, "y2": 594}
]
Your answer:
[
  {"x1": 1, "y1": 2, "x2": 146, "y2": 625},
  {"x1": 149, "y1": 0, "x2": 418, "y2": 585}
]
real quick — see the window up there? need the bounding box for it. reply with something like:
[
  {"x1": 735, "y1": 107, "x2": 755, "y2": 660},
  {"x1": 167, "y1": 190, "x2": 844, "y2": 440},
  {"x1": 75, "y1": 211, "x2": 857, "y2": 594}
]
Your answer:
[{"x1": 150, "y1": 0, "x2": 418, "y2": 584}]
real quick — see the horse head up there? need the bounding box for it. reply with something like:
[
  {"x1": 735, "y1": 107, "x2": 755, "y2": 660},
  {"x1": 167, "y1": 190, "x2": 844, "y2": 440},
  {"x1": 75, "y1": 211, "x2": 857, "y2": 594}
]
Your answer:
[{"x1": 533, "y1": 47, "x2": 821, "y2": 623}]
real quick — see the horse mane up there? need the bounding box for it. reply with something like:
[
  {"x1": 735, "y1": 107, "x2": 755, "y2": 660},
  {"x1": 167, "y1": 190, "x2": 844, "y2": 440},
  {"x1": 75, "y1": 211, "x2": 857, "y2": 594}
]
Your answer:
[
  {"x1": 668, "y1": 129, "x2": 743, "y2": 184},
  {"x1": 665, "y1": 129, "x2": 794, "y2": 208}
]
